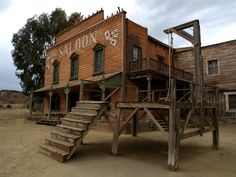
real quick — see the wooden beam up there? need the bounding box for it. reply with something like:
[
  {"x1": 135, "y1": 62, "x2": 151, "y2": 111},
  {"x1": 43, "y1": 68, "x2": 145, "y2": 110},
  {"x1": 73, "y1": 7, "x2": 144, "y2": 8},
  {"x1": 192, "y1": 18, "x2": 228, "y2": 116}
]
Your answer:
[
  {"x1": 180, "y1": 109, "x2": 192, "y2": 137},
  {"x1": 181, "y1": 127, "x2": 214, "y2": 140},
  {"x1": 164, "y1": 20, "x2": 199, "y2": 34},
  {"x1": 144, "y1": 108, "x2": 167, "y2": 135},
  {"x1": 117, "y1": 102, "x2": 170, "y2": 109},
  {"x1": 166, "y1": 29, "x2": 194, "y2": 43},
  {"x1": 119, "y1": 107, "x2": 139, "y2": 134},
  {"x1": 105, "y1": 87, "x2": 120, "y2": 101}
]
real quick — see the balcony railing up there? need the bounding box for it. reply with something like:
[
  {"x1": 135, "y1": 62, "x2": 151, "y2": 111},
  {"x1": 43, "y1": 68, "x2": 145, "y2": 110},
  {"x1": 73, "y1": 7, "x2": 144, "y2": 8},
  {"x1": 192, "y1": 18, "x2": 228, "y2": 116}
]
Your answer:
[{"x1": 129, "y1": 58, "x2": 193, "y2": 81}]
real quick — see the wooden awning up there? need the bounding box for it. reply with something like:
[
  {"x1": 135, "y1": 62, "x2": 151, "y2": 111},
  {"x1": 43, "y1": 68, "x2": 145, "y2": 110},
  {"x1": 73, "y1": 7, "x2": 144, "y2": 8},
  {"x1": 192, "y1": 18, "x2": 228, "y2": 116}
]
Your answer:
[{"x1": 34, "y1": 71, "x2": 121, "y2": 93}]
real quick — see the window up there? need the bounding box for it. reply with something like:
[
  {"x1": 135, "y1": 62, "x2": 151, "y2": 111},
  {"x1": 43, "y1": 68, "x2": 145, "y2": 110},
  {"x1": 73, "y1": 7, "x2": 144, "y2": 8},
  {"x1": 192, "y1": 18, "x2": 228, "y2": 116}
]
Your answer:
[
  {"x1": 224, "y1": 92, "x2": 236, "y2": 111},
  {"x1": 207, "y1": 59, "x2": 219, "y2": 75},
  {"x1": 94, "y1": 45, "x2": 104, "y2": 74},
  {"x1": 70, "y1": 54, "x2": 78, "y2": 80},
  {"x1": 133, "y1": 46, "x2": 141, "y2": 61},
  {"x1": 53, "y1": 61, "x2": 59, "y2": 83},
  {"x1": 157, "y1": 55, "x2": 165, "y2": 71},
  {"x1": 229, "y1": 95, "x2": 236, "y2": 109}
]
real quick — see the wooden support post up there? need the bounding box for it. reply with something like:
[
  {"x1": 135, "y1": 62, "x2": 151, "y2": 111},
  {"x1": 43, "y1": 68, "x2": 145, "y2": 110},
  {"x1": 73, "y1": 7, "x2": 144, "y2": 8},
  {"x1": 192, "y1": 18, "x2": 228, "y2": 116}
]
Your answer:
[
  {"x1": 132, "y1": 112, "x2": 138, "y2": 137},
  {"x1": 147, "y1": 75, "x2": 152, "y2": 102},
  {"x1": 168, "y1": 108, "x2": 180, "y2": 171},
  {"x1": 29, "y1": 92, "x2": 34, "y2": 117},
  {"x1": 212, "y1": 107, "x2": 219, "y2": 149},
  {"x1": 190, "y1": 82, "x2": 195, "y2": 113},
  {"x1": 79, "y1": 80, "x2": 84, "y2": 101},
  {"x1": 48, "y1": 89, "x2": 53, "y2": 119},
  {"x1": 168, "y1": 78, "x2": 180, "y2": 171},
  {"x1": 64, "y1": 85, "x2": 71, "y2": 114},
  {"x1": 101, "y1": 80, "x2": 106, "y2": 101},
  {"x1": 112, "y1": 108, "x2": 122, "y2": 155}
]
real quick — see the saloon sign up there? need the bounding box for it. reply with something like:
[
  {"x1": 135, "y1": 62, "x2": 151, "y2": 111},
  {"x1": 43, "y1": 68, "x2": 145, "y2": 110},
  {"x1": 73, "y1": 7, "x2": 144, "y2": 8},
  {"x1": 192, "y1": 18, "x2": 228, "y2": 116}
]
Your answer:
[{"x1": 58, "y1": 29, "x2": 119, "y2": 57}]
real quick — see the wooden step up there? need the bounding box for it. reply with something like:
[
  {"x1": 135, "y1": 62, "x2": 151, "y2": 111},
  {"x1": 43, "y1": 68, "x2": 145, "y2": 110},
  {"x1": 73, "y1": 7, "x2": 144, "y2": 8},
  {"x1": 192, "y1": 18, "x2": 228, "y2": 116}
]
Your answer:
[
  {"x1": 62, "y1": 118, "x2": 92, "y2": 124},
  {"x1": 69, "y1": 111, "x2": 97, "y2": 117},
  {"x1": 71, "y1": 108, "x2": 98, "y2": 115},
  {"x1": 76, "y1": 101, "x2": 107, "y2": 109},
  {"x1": 45, "y1": 138, "x2": 74, "y2": 153},
  {"x1": 67, "y1": 112, "x2": 96, "y2": 121},
  {"x1": 39, "y1": 144, "x2": 69, "y2": 162},
  {"x1": 51, "y1": 131, "x2": 81, "y2": 144},
  {"x1": 57, "y1": 124, "x2": 86, "y2": 132},
  {"x1": 61, "y1": 118, "x2": 92, "y2": 129}
]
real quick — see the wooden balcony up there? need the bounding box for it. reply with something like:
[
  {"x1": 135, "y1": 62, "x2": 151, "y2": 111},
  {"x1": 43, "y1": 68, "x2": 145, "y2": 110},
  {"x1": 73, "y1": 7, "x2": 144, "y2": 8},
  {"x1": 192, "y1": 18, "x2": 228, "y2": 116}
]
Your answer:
[{"x1": 128, "y1": 58, "x2": 193, "y2": 81}]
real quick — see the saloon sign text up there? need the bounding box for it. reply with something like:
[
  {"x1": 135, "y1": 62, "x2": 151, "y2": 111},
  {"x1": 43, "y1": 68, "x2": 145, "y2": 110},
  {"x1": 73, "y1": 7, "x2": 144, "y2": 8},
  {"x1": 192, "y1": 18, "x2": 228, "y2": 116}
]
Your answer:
[{"x1": 58, "y1": 29, "x2": 119, "y2": 57}]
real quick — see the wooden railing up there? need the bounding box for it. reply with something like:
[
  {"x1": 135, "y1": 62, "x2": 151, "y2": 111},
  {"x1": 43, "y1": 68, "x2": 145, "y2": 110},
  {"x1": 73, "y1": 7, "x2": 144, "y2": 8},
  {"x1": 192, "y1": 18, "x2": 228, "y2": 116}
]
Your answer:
[{"x1": 129, "y1": 58, "x2": 193, "y2": 81}]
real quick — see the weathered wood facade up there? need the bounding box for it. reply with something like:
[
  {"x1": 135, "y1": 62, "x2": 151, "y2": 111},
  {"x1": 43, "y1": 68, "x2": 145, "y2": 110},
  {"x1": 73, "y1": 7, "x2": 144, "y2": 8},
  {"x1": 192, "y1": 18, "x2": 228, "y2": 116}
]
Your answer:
[{"x1": 175, "y1": 40, "x2": 236, "y2": 118}]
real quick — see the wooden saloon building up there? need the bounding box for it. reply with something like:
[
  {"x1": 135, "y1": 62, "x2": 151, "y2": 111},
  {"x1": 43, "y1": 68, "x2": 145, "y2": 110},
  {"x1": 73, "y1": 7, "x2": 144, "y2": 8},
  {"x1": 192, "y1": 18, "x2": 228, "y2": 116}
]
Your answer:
[{"x1": 34, "y1": 9, "x2": 220, "y2": 170}]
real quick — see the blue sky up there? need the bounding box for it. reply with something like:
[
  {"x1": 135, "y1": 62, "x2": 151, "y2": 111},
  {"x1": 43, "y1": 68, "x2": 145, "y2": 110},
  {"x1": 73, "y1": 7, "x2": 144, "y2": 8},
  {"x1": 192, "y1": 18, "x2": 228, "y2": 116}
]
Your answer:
[{"x1": 0, "y1": 0, "x2": 236, "y2": 91}]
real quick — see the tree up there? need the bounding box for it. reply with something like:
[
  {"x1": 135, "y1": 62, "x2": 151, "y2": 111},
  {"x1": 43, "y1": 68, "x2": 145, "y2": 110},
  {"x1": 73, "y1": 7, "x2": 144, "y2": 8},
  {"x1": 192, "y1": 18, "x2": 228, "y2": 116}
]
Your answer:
[{"x1": 12, "y1": 8, "x2": 82, "y2": 94}]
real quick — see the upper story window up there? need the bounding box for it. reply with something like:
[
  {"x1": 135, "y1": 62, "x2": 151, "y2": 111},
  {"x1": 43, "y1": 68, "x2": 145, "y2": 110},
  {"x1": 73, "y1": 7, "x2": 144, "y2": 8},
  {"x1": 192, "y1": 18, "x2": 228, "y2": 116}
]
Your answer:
[
  {"x1": 53, "y1": 61, "x2": 59, "y2": 84},
  {"x1": 133, "y1": 46, "x2": 141, "y2": 61},
  {"x1": 157, "y1": 55, "x2": 165, "y2": 71},
  {"x1": 70, "y1": 53, "x2": 78, "y2": 80},
  {"x1": 207, "y1": 59, "x2": 220, "y2": 75},
  {"x1": 93, "y1": 44, "x2": 104, "y2": 74}
]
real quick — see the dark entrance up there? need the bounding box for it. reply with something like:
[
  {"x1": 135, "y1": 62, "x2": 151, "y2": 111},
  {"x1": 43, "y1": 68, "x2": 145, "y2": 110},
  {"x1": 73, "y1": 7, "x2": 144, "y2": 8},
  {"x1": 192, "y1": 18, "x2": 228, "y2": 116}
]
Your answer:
[{"x1": 69, "y1": 92, "x2": 80, "y2": 112}]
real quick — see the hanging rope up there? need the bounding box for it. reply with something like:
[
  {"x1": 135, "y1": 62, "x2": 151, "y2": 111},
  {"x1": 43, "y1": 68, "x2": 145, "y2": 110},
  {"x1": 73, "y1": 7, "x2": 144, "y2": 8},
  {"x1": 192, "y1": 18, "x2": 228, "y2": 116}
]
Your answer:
[{"x1": 165, "y1": 30, "x2": 173, "y2": 102}]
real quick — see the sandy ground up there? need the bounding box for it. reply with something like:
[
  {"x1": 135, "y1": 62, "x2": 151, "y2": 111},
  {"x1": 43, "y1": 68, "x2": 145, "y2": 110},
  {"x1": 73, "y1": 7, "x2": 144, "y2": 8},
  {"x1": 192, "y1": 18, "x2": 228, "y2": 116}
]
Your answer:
[{"x1": 0, "y1": 109, "x2": 236, "y2": 177}]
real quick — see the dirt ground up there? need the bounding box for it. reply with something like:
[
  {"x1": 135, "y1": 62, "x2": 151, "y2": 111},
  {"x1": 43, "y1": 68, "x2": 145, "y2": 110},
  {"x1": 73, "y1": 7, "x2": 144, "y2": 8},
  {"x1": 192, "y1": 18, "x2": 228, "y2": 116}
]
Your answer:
[{"x1": 0, "y1": 109, "x2": 236, "y2": 177}]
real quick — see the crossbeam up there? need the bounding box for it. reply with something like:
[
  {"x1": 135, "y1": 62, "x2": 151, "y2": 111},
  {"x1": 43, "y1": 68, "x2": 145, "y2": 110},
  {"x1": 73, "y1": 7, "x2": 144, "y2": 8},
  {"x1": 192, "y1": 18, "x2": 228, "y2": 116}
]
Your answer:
[{"x1": 117, "y1": 102, "x2": 170, "y2": 109}]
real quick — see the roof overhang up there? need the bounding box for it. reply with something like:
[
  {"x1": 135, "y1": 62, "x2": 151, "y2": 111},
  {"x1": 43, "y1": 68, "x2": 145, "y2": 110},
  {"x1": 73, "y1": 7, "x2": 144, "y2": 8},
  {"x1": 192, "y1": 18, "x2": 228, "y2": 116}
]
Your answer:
[{"x1": 34, "y1": 71, "x2": 121, "y2": 93}]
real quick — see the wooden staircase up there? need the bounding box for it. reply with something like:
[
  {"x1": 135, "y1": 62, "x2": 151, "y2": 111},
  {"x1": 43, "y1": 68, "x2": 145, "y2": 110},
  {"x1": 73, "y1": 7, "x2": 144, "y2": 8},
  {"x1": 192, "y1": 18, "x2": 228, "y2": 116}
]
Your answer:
[
  {"x1": 39, "y1": 101, "x2": 107, "y2": 162},
  {"x1": 151, "y1": 110, "x2": 169, "y2": 131}
]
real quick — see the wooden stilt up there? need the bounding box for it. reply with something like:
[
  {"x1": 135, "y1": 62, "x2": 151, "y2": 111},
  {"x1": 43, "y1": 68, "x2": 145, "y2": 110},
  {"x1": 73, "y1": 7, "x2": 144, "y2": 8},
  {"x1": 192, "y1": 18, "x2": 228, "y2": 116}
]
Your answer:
[
  {"x1": 168, "y1": 108, "x2": 180, "y2": 170},
  {"x1": 168, "y1": 78, "x2": 180, "y2": 171},
  {"x1": 212, "y1": 107, "x2": 219, "y2": 149},
  {"x1": 132, "y1": 113, "x2": 137, "y2": 137},
  {"x1": 112, "y1": 108, "x2": 121, "y2": 155}
]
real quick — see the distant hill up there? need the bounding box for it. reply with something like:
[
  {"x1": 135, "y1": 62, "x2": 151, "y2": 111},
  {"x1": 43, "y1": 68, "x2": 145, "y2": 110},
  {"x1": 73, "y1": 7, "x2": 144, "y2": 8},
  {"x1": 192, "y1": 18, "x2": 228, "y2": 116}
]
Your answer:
[{"x1": 0, "y1": 90, "x2": 28, "y2": 105}]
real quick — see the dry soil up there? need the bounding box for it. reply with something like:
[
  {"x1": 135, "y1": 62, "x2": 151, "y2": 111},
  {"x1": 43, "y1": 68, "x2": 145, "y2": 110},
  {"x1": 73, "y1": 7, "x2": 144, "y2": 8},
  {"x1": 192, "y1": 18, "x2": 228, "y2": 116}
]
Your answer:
[{"x1": 0, "y1": 109, "x2": 236, "y2": 177}]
